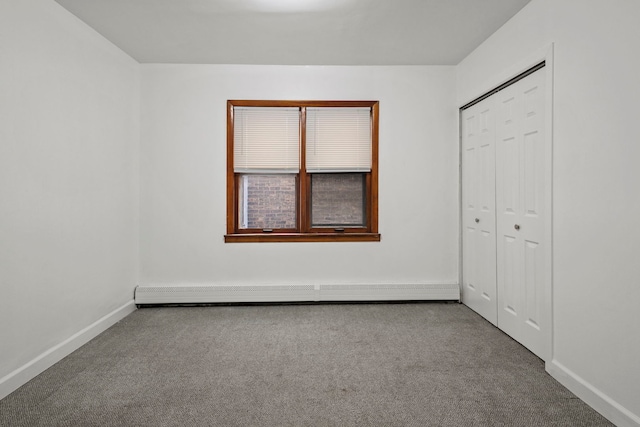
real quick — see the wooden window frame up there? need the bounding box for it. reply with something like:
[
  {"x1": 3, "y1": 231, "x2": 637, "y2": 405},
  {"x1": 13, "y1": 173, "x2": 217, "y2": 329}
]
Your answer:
[{"x1": 225, "y1": 100, "x2": 380, "y2": 243}]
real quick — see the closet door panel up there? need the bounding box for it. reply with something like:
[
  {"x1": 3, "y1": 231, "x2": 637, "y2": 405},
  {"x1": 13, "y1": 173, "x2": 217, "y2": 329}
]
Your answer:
[
  {"x1": 496, "y1": 83, "x2": 522, "y2": 339},
  {"x1": 519, "y1": 70, "x2": 547, "y2": 354},
  {"x1": 496, "y1": 68, "x2": 547, "y2": 358},
  {"x1": 461, "y1": 97, "x2": 497, "y2": 325}
]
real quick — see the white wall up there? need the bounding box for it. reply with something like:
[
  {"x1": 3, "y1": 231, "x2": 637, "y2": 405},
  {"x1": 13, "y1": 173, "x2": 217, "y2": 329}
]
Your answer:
[
  {"x1": 457, "y1": 0, "x2": 640, "y2": 425},
  {"x1": 140, "y1": 65, "x2": 458, "y2": 287},
  {"x1": 7, "y1": 0, "x2": 635, "y2": 423},
  {"x1": 0, "y1": 0, "x2": 139, "y2": 392}
]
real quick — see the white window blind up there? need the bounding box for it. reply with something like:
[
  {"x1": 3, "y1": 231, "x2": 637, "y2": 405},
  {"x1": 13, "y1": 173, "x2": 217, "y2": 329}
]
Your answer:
[
  {"x1": 306, "y1": 107, "x2": 372, "y2": 173},
  {"x1": 233, "y1": 107, "x2": 300, "y2": 173}
]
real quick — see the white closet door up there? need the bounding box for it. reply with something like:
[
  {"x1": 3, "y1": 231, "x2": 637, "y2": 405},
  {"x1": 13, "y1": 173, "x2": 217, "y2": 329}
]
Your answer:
[
  {"x1": 495, "y1": 68, "x2": 548, "y2": 359},
  {"x1": 461, "y1": 96, "x2": 497, "y2": 325}
]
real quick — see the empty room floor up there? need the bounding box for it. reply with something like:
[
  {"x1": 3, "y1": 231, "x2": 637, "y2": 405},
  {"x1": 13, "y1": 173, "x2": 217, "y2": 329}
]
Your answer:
[{"x1": 0, "y1": 303, "x2": 612, "y2": 426}]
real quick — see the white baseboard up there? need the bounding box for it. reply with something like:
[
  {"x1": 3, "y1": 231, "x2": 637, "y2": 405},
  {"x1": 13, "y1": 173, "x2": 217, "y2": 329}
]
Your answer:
[
  {"x1": 547, "y1": 359, "x2": 640, "y2": 427},
  {"x1": 134, "y1": 282, "x2": 460, "y2": 305},
  {"x1": 0, "y1": 300, "x2": 136, "y2": 401},
  {"x1": 318, "y1": 283, "x2": 459, "y2": 301}
]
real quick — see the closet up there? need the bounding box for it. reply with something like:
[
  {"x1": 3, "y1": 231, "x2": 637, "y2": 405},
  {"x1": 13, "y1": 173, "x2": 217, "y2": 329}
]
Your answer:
[{"x1": 461, "y1": 65, "x2": 549, "y2": 360}]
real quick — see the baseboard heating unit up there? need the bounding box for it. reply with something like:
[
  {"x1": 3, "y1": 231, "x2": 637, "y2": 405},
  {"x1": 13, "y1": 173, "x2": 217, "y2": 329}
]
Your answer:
[{"x1": 134, "y1": 283, "x2": 460, "y2": 305}]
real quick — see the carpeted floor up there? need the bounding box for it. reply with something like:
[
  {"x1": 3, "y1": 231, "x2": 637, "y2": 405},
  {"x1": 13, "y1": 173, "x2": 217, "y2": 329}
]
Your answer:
[{"x1": 0, "y1": 303, "x2": 613, "y2": 426}]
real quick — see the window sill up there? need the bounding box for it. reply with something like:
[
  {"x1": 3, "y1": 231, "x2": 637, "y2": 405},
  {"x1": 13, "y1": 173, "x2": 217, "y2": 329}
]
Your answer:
[{"x1": 224, "y1": 233, "x2": 381, "y2": 243}]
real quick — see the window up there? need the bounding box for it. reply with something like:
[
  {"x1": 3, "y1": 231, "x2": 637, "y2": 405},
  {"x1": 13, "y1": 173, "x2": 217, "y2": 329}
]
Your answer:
[{"x1": 226, "y1": 100, "x2": 380, "y2": 243}]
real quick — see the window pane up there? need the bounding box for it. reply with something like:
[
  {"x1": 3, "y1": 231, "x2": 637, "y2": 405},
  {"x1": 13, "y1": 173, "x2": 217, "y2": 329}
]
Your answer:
[
  {"x1": 306, "y1": 107, "x2": 372, "y2": 173},
  {"x1": 311, "y1": 173, "x2": 365, "y2": 227},
  {"x1": 234, "y1": 107, "x2": 300, "y2": 173},
  {"x1": 239, "y1": 175, "x2": 296, "y2": 229}
]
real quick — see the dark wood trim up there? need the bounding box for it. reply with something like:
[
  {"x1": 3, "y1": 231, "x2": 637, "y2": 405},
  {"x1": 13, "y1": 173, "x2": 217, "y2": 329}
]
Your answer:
[
  {"x1": 307, "y1": 227, "x2": 369, "y2": 233},
  {"x1": 364, "y1": 173, "x2": 372, "y2": 232},
  {"x1": 299, "y1": 107, "x2": 309, "y2": 232},
  {"x1": 226, "y1": 101, "x2": 235, "y2": 235},
  {"x1": 225, "y1": 233, "x2": 381, "y2": 243},
  {"x1": 232, "y1": 228, "x2": 299, "y2": 234},
  {"x1": 370, "y1": 102, "x2": 380, "y2": 233},
  {"x1": 229, "y1": 100, "x2": 378, "y2": 108}
]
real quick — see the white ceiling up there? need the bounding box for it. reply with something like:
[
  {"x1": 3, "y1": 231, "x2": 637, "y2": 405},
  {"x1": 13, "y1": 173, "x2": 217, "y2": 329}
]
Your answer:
[{"x1": 54, "y1": 0, "x2": 531, "y2": 65}]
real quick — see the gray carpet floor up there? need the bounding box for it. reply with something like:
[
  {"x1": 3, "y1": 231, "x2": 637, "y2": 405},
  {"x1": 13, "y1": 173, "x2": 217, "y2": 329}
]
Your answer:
[{"x1": 0, "y1": 303, "x2": 613, "y2": 426}]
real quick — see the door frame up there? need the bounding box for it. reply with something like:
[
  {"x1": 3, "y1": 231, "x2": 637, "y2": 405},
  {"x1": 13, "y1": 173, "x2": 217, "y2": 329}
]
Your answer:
[{"x1": 458, "y1": 44, "x2": 554, "y2": 362}]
